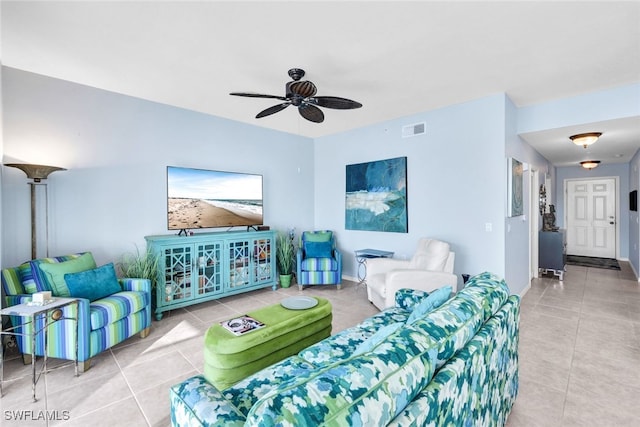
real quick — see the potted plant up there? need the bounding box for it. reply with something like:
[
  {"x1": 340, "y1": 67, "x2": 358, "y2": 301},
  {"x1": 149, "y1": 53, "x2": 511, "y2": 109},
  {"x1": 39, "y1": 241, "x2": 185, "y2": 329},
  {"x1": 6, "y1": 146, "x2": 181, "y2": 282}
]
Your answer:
[
  {"x1": 118, "y1": 246, "x2": 161, "y2": 304},
  {"x1": 276, "y1": 232, "x2": 295, "y2": 288}
]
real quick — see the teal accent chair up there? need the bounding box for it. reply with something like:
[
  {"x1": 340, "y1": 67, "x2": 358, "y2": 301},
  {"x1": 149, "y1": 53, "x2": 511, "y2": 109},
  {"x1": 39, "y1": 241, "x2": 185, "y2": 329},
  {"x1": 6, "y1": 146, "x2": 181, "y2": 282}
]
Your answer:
[
  {"x1": 1, "y1": 253, "x2": 152, "y2": 372},
  {"x1": 296, "y1": 230, "x2": 342, "y2": 290}
]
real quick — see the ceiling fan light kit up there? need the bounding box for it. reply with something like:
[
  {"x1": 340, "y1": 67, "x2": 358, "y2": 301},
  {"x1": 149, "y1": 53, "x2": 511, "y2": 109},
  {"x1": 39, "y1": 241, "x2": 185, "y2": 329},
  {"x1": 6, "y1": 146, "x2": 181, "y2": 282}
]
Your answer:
[
  {"x1": 570, "y1": 132, "x2": 602, "y2": 148},
  {"x1": 580, "y1": 160, "x2": 601, "y2": 169},
  {"x1": 230, "y1": 68, "x2": 362, "y2": 123}
]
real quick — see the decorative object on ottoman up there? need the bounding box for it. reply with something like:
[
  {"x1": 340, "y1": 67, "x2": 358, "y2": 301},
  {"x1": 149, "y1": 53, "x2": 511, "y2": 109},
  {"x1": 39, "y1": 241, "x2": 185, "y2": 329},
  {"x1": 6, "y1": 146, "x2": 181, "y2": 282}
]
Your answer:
[
  {"x1": 203, "y1": 296, "x2": 332, "y2": 390},
  {"x1": 366, "y1": 238, "x2": 457, "y2": 310},
  {"x1": 170, "y1": 272, "x2": 519, "y2": 426},
  {"x1": 296, "y1": 230, "x2": 342, "y2": 290},
  {"x1": 1, "y1": 252, "x2": 152, "y2": 372}
]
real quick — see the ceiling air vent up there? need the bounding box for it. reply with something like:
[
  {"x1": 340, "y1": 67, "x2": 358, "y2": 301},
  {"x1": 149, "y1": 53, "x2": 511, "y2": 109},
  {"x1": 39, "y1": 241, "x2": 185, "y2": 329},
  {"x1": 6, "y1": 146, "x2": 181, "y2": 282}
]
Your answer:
[{"x1": 402, "y1": 122, "x2": 426, "y2": 138}]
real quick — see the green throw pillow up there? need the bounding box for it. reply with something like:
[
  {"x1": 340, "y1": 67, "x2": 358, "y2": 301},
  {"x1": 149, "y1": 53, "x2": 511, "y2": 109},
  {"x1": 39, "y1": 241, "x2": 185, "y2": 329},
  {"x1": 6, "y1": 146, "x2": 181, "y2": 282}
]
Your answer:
[
  {"x1": 38, "y1": 252, "x2": 97, "y2": 297},
  {"x1": 64, "y1": 263, "x2": 121, "y2": 302},
  {"x1": 352, "y1": 322, "x2": 404, "y2": 356},
  {"x1": 406, "y1": 286, "x2": 453, "y2": 324}
]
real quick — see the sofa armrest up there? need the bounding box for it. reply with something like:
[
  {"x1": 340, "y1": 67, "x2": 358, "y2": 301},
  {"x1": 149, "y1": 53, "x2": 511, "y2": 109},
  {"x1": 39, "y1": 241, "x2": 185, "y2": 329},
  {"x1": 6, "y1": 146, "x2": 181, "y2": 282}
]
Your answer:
[
  {"x1": 119, "y1": 278, "x2": 151, "y2": 294},
  {"x1": 4, "y1": 294, "x2": 32, "y2": 307},
  {"x1": 366, "y1": 258, "x2": 410, "y2": 277},
  {"x1": 394, "y1": 288, "x2": 431, "y2": 310},
  {"x1": 170, "y1": 375, "x2": 245, "y2": 427},
  {"x1": 4, "y1": 296, "x2": 92, "y2": 362}
]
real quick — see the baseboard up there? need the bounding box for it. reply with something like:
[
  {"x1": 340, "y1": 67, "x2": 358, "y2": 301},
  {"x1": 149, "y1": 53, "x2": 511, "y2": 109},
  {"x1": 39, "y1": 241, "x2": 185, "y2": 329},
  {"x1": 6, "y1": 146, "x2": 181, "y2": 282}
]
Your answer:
[
  {"x1": 519, "y1": 282, "x2": 532, "y2": 298},
  {"x1": 342, "y1": 274, "x2": 357, "y2": 283}
]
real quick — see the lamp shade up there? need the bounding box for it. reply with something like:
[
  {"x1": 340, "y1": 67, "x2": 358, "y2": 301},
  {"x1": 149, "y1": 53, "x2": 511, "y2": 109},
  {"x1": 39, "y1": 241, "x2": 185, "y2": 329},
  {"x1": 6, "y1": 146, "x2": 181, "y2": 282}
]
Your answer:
[
  {"x1": 580, "y1": 160, "x2": 601, "y2": 170},
  {"x1": 5, "y1": 163, "x2": 66, "y2": 182},
  {"x1": 570, "y1": 132, "x2": 602, "y2": 148}
]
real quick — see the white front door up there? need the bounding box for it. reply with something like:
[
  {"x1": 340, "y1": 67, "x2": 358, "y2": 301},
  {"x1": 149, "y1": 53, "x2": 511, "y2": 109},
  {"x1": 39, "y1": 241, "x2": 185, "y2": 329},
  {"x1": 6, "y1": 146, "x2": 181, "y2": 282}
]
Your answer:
[{"x1": 566, "y1": 178, "x2": 616, "y2": 258}]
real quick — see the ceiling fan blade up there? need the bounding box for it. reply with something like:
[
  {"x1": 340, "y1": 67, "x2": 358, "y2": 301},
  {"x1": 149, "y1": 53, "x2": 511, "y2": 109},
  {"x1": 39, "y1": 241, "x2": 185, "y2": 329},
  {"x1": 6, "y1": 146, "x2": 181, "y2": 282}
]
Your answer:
[
  {"x1": 298, "y1": 104, "x2": 324, "y2": 123},
  {"x1": 310, "y1": 96, "x2": 363, "y2": 109},
  {"x1": 256, "y1": 102, "x2": 290, "y2": 118},
  {"x1": 230, "y1": 92, "x2": 287, "y2": 101},
  {"x1": 289, "y1": 81, "x2": 317, "y2": 98}
]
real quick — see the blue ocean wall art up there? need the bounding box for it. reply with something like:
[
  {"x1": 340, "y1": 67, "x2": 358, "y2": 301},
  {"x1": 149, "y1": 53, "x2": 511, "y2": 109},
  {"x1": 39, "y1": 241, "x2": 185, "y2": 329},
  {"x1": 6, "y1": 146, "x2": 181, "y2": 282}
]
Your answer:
[{"x1": 345, "y1": 156, "x2": 408, "y2": 233}]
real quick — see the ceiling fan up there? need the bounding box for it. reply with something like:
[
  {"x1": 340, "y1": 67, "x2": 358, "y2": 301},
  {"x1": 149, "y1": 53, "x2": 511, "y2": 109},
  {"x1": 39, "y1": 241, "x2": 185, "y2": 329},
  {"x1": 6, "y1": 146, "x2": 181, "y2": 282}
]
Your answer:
[{"x1": 230, "y1": 68, "x2": 362, "y2": 123}]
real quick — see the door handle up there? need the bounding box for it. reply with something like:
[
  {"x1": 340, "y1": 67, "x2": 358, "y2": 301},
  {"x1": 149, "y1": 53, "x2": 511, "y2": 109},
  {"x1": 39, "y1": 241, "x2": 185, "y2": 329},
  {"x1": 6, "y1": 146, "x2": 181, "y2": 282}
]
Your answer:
[{"x1": 609, "y1": 221, "x2": 615, "y2": 225}]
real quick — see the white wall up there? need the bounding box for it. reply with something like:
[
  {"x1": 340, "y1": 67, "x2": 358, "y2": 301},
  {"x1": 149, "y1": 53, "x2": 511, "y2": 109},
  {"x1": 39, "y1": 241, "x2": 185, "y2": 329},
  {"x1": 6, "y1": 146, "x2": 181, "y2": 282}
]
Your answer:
[
  {"x1": 314, "y1": 94, "x2": 510, "y2": 291},
  {"x1": 2, "y1": 67, "x2": 315, "y2": 267}
]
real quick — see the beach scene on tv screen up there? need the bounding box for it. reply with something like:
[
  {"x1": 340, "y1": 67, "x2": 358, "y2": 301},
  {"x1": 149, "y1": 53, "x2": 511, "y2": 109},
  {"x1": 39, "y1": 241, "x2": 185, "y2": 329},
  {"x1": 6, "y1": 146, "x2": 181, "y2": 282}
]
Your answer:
[{"x1": 168, "y1": 167, "x2": 263, "y2": 229}]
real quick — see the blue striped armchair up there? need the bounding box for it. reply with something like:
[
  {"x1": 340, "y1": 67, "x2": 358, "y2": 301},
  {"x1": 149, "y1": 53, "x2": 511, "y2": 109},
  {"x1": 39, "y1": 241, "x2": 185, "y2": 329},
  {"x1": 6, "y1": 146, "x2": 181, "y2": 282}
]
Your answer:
[
  {"x1": 296, "y1": 230, "x2": 342, "y2": 290},
  {"x1": 1, "y1": 253, "x2": 151, "y2": 372}
]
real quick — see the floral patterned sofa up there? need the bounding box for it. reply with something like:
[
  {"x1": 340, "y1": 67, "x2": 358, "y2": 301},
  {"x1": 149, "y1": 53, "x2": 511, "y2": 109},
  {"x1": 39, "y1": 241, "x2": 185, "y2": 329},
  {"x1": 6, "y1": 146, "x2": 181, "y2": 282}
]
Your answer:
[{"x1": 170, "y1": 272, "x2": 520, "y2": 426}]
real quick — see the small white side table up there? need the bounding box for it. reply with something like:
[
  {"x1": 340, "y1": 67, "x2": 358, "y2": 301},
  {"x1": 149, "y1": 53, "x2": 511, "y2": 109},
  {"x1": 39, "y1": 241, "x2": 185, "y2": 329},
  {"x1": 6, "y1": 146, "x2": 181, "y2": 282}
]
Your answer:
[
  {"x1": 0, "y1": 297, "x2": 79, "y2": 402},
  {"x1": 354, "y1": 249, "x2": 395, "y2": 286}
]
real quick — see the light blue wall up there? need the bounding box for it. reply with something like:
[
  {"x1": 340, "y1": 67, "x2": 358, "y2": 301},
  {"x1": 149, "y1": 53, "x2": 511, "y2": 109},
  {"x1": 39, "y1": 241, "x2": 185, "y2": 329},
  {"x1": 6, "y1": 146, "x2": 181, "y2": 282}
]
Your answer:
[
  {"x1": 505, "y1": 97, "x2": 552, "y2": 292},
  {"x1": 1, "y1": 67, "x2": 315, "y2": 267},
  {"x1": 518, "y1": 83, "x2": 640, "y2": 133},
  {"x1": 555, "y1": 164, "x2": 630, "y2": 260},
  {"x1": 314, "y1": 94, "x2": 509, "y2": 291},
  {"x1": 2, "y1": 67, "x2": 635, "y2": 293},
  {"x1": 630, "y1": 149, "x2": 640, "y2": 275}
]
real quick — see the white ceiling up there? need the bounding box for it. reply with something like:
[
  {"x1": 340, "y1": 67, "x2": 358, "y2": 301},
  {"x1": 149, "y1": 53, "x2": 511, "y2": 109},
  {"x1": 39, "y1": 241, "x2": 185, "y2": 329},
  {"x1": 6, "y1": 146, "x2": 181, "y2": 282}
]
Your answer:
[{"x1": 2, "y1": 1, "x2": 639, "y2": 166}]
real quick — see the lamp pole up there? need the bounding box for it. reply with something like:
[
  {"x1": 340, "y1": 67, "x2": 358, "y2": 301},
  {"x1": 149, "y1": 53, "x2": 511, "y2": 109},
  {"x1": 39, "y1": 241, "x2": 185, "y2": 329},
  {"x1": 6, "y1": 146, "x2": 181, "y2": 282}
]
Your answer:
[{"x1": 4, "y1": 164, "x2": 66, "y2": 259}]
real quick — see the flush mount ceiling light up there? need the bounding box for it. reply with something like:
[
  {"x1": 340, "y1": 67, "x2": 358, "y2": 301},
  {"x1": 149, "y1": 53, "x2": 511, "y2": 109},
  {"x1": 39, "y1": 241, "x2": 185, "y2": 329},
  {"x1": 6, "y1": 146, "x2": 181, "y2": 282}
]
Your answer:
[
  {"x1": 580, "y1": 160, "x2": 601, "y2": 170},
  {"x1": 570, "y1": 132, "x2": 602, "y2": 148}
]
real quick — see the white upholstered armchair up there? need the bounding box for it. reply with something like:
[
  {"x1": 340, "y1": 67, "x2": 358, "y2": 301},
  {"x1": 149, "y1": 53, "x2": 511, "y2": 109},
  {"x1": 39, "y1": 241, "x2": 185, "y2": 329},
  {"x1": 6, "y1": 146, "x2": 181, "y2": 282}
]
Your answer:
[{"x1": 366, "y1": 238, "x2": 457, "y2": 310}]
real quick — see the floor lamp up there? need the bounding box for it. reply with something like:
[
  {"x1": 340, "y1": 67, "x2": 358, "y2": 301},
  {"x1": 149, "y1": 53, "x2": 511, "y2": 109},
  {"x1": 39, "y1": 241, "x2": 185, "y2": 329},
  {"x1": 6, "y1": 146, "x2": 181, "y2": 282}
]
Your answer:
[{"x1": 5, "y1": 163, "x2": 66, "y2": 259}]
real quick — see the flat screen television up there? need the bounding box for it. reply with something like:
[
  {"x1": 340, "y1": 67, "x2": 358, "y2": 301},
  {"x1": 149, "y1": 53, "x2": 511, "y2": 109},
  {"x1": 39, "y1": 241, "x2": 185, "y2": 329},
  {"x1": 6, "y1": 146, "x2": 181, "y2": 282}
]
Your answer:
[{"x1": 167, "y1": 166, "x2": 263, "y2": 231}]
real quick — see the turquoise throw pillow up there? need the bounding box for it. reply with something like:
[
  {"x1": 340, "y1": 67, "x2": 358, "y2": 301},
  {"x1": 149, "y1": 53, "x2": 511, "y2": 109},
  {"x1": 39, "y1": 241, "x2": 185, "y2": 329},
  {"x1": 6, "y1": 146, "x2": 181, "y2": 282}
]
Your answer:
[
  {"x1": 304, "y1": 241, "x2": 332, "y2": 258},
  {"x1": 64, "y1": 263, "x2": 121, "y2": 302},
  {"x1": 353, "y1": 322, "x2": 404, "y2": 356},
  {"x1": 406, "y1": 286, "x2": 453, "y2": 324},
  {"x1": 38, "y1": 252, "x2": 97, "y2": 297}
]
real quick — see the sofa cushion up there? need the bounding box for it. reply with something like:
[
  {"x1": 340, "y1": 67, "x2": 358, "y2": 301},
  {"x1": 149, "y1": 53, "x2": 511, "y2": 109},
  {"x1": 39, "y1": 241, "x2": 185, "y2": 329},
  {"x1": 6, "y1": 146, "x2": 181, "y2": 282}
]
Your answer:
[
  {"x1": 303, "y1": 230, "x2": 332, "y2": 242},
  {"x1": 27, "y1": 253, "x2": 89, "y2": 294},
  {"x1": 246, "y1": 326, "x2": 438, "y2": 426},
  {"x1": 65, "y1": 263, "x2": 121, "y2": 301},
  {"x1": 406, "y1": 286, "x2": 452, "y2": 324},
  {"x1": 299, "y1": 307, "x2": 410, "y2": 365},
  {"x1": 353, "y1": 322, "x2": 404, "y2": 356},
  {"x1": 39, "y1": 252, "x2": 97, "y2": 297},
  {"x1": 303, "y1": 241, "x2": 332, "y2": 258},
  {"x1": 395, "y1": 288, "x2": 430, "y2": 310},
  {"x1": 410, "y1": 272, "x2": 509, "y2": 369},
  {"x1": 1, "y1": 265, "x2": 25, "y2": 295},
  {"x1": 300, "y1": 257, "x2": 338, "y2": 271},
  {"x1": 89, "y1": 291, "x2": 148, "y2": 330},
  {"x1": 223, "y1": 356, "x2": 317, "y2": 416}
]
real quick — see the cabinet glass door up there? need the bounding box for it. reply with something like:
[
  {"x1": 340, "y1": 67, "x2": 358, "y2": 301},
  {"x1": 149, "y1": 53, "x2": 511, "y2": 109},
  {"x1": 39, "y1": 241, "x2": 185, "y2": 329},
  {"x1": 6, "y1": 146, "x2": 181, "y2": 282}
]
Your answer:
[
  {"x1": 228, "y1": 240, "x2": 250, "y2": 289},
  {"x1": 253, "y1": 237, "x2": 274, "y2": 284},
  {"x1": 163, "y1": 246, "x2": 193, "y2": 303},
  {"x1": 197, "y1": 242, "x2": 223, "y2": 295}
]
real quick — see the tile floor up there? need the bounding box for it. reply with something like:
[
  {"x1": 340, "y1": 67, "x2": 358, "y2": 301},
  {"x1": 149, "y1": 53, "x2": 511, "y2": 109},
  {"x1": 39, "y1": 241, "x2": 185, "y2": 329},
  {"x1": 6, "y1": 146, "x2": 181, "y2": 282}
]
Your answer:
[
  {"x1": 506, "y1": 261, "x2": 640, "y2": 427},
  {"x1": 1, "y1": 263, "x2": 638, "y2": 426}
]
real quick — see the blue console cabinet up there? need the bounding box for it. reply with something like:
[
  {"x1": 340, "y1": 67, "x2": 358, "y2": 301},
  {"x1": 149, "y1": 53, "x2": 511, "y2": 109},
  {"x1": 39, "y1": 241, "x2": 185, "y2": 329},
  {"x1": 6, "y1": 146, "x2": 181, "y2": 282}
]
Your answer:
[{"x1": 145, "y1": 230, "x2": 276, "y2": 320}]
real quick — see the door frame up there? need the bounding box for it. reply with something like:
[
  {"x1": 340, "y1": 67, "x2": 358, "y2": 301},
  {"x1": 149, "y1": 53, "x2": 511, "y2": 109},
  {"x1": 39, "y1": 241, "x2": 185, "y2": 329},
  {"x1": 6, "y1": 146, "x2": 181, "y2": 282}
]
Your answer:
[
  {"x1": 530, "y1": 169, "x2": 540, "y2": 280},
  {"x1": 563, "y1": 176, "x2": 620, "y2": 259}
]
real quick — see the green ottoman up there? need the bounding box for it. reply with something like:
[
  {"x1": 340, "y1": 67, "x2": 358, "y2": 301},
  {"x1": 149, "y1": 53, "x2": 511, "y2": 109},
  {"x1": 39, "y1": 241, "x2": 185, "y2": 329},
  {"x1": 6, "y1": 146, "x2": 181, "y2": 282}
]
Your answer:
[{"x1": 203, "y1": 297, "x2": 332, "y2": 390}]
